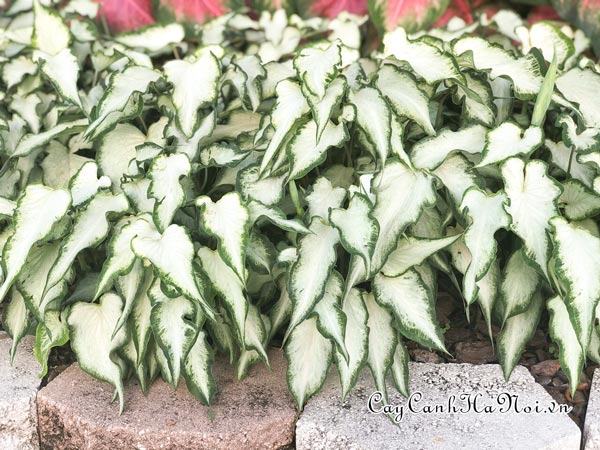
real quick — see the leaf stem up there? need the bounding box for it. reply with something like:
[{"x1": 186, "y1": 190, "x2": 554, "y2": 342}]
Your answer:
[{"x1": 289, "y1": 179, "x2": 303, "y2": 217}]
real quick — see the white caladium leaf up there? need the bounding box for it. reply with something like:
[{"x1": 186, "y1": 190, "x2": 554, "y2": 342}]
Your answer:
[
  {"x1": 248, "y1": 201, "x2": 310, "y2": 234},
  {"x1": 97, "y1": 123, "x2": 146, "y2": 187},
  {"x1": 285, "y1": 316, "x2": 332, "y2": 409},
  {"x1": 432, "y1": 153, "x2": 479, "y2": 207},
  {"x1": 285, "y1": 220, "x2": 339, "y2": 340},
  {"x1": 559, "y1": 180, "x2": 600, "y2": 220},
  {"x1": 329, "y1": 192, "x2": 378, "y2": 276},
  {"x1": 226, "y1": 55, "x2": 266, "y2": 112},
  {"x1": 116, "y1": 24, "x2": 185, "y2": 53},
  {"x1": 411, "y1": 125, "x2": 487, "y2": 170},
  {"x1": 12, "y1": 118, "x2": 88, "y2": 158},
  {"x1": 132, "y1": 224, "x2": 214, "y2": 319},
  {"x1": 247, "y1": 232, "x2": 275, "y2": 275},
  {"x1": 131, "y1": 269, "x2": 154, "y2": 366},
  {"x1": 169, "y1": 111, "x2": 215, "y2": 161},
  {"x1": 294, "y1": 41, "x2": 341, "y2": 99},
  {"x1": 373, "y1": 269, "x2": 446, "y2": 352},
  {"x1": 95, "y1": 216, "x2": 155, "y2": 299},
  {"x1": 334, "y1": 288, "x2": 368, "y2": 398},
  {"x1": 501, "y1": 158, "x2": 561, "y2": 278},
  {"x1": 33, "y1": 0, "x2": 70, "y2": 55},
  {"x1": 114, "y1": 259, "x2": 144, "y2": 336},
  {"x1": 499, "y1": 248, "x2": 540, "y2": 324},
  {"x1": 389, "y1": 114, "x2": 412, "y2": 166},
  {"x1": 16, "y1": 242, "x2": 68, "y2": 321},
  {"x1": 370, "y1": 161, "x2": 437, "y2": 275},
  {"x1": 453, "y1": 37, "x2": 543, "y2": 98},
  {"x1": 547, "y1": 295, "x2": 584, "y2": 396},
  {"x1": 45, "y1": 192, "x2": 129, "y2": 291},
  {"x1": 70, "y1": 162, "x2": 111, "y2": 207},
  {"x1": 476, "y1": 259, "x2": 499, "y2": 339},
  {"x1": 497, "y1": 290, "x2": 544, "y2": 379},
  {"x1": 269, "y1": 278, "x2": 292, "y2": 340},
  {"x1": 148, "y1": 153, "x2": 191, "y2": 232},
  {"x1": 197, "y1": 247, "x2": 247, "y2": 345},
  {"x1": 243, "y1": 303, "x2": 269, "y2": 364},
  {"x1": 34, "y1": 310, "x2": 69, "y2": 378},
  {"x1": 238, "y1": 165, "x2": 286, "y2": 206},
  {"x1": 199, "y1": 143, "x2": 249, "y2": 167},
  {"x1": 305, "y1": 77, "x2": 346, "y2": 141},
  {"x1": 376, "y1": 64, "x2": 435, "y2": 136},
  {"x1": 349, "y1": 87, "x2": 391, "y2": 167},
  {"x1": 551, "y1": 217, "x2": 600, "y2": 353},
  {"x1": 196, "y1": 192, "x2": 249, "y2": 282},
  {"x1": 454, "y1": 72, "x2": 495, "y2": 127},
  {"x1": 517, "y1": 22, "x2": 574, "y2": 66},
  {"x1": 383, "y1": 28, "x2": 461, "y2": 84},
  {"x1": 312, "y1": 272, "x2": 348, "y2": 361},
  {"x1": 306, "y1": 177, "x2": 346, "y2": 221},
  {"x1": 364, "y1": 292, "x2": 396, "y2": 401},
  {"x1": 34, "y1": 48, "x2": 82, "y2": 108},
  {"x1": 68, "y1": 293, "x2": 128, "y2": 413},
  {"x1": 460, "y1": 188, "x2": 509, "y2": 305},
  {"x1": 556, "y1": 68, "x2": 600, "y2": 128},
  {"x1": 10, "y1": 94, "x2": 42, "y2": 134},
  {"x1": 208, "y1": 308, "x2": 237, "y2": 364},
  {"x1": 477, "y1": 123, "x2": 543, "y2": 167},
  {"x1": 3, "y1": 289, "x2": 31, "y2": 361},
  {"x1": 287, "y1": 119, "x2": 347, "y2": 180},
  {"x1": 0, "y1": 185, "x2": 71, "y2": 303},
  {"x1": 164, "y1": 52, "x2": 220, "y2": 137},
  {"x1": 259, "y1": 80, "x2": 309, "y2": 175},
  {"x1": 557, "y1": 114, "x2": 600, "y2": 153},
  {"x1": 381, "y1": 235, "x2": 461, "y2": 278},
  {"x1": 0, "y1": 198, "x2": 16, "y2": 218},
  {"x1": 2, "y1": 56, "x2": 37, "y2": 90},
  {"x1": 546, "y1": 139, "x2": 595, "y2": 187},
  {"x1": 122, "y1": 178, "x2": 155, "y2": 213},
  {"x1": 151, "y1": 292, "x2": 199, "y2": 387},
  {"x1": 183, "y1": 330, "x2": 216, "y2": 405},
  {"x1": 391, "y1": 338, "x2": 410, "y2": 397},
  {"x1": 85, "y1": 66, "x2": 161, "y2": 140}
]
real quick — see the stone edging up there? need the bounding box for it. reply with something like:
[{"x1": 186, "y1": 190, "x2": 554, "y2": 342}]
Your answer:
[{"x1": 0, "y1": 330, "x2": 591, "y2": 450}]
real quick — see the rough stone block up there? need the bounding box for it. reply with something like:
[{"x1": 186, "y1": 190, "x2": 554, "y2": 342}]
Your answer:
[
  {"x1": 37, "y1": 348, "x2": 296, "y2": 450},
  {"x1": 584, "y1": 368, "x2": 600, "y2": 449},
  {"x1": 0, "y1": 332, "x2": 41, "y2": 450},
  {"x1": 296, "y1": 363, "x2": 581, "y2": 450}
]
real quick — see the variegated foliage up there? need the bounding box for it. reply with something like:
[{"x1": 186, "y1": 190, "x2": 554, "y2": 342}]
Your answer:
[{"x1": 0, "y1": 3, "x2": 599, "y2": 411}]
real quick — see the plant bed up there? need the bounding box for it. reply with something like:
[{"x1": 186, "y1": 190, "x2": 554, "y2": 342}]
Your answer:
[{"x1": 1, "y1": 1, "x2": 600, "y2": 441}]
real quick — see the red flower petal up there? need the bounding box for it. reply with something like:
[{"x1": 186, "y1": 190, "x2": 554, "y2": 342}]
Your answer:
[{"x1": 96, "y1": 0, "x2": 155, "y2": 33}]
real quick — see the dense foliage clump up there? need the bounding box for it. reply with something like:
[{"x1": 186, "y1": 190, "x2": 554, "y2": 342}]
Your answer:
[{"x1": 2, "y1": 1, "x2": 600, "y2": 411}]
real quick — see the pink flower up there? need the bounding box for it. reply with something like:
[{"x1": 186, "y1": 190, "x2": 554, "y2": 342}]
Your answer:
[
  {"x1": 159, "y1": 0, "x2": 228, "y2": 23},
  {"x1": 434, "y1": 0, "x2": 473, "y2": 27},
  {"x1": 310, "y1": 0, "x2": 368, "y2": 18},
  {"x1": 97, "y1": 0, "x2": 155, "y2": 33}
]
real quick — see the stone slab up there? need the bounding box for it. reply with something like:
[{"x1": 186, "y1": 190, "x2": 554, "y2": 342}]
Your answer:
[
  {"x1": 584, "y1": 368, "x2": 600, "y2": 449},
  {"x1": 0, "y1": 332, "x2": 41, "y2": 450},
  {"x1": 296, "y1": 363, "x2": 581, "y2": 450},
  {"x1": 37, "y1": 348, "x2": 296, "y2": 450}
]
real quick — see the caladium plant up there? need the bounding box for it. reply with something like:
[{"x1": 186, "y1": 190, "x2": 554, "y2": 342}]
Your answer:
[{"x1": 1, "y1": 1, "x2": 600, "y2": 412}]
